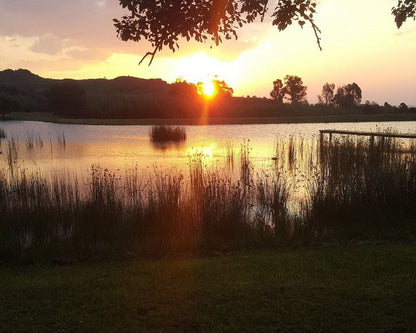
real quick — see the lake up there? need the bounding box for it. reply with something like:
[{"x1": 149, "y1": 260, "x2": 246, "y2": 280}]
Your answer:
[{"x1": 1, "y1": 121, "x2": 415, "y2": 180}]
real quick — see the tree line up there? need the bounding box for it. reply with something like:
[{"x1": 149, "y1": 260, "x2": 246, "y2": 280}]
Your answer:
[
  {"x1": 270, "y1": 76, "x2": 364, "y2": 110},
  {"x1": 1, "y1": 74, "x2": 415, "y2": 120}
]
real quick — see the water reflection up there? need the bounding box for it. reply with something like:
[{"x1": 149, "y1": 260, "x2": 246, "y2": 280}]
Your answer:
[
  {"x1": 150, "y1": 140, "x2": 186, "y2": 152},
  {"x1": 1, "y1": 120, "x2": 415, "y2": 180}
]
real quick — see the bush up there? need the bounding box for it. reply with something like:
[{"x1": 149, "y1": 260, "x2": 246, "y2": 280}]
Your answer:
[{"x1": 150, "y1": 125, "x2": 186, "y2": 142}]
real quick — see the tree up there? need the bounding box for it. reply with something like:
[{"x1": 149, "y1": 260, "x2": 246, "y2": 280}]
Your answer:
[
  {"x1": 283, "y1": 75, "x2": 307, "y2": 104},
  {"x1": 270, "y1": 79, "x2": 285, "y2": 103},
  {"x1": 0, "y1": 94, "x2": 19, "y2": 121},
  {"x1": 115, "y1": 0, "x2": 321, "y2": 65},
  {"x1": 45, "y1": 81, "x2": 87, "y2": 116},
  {"x1": 392, "y1": 0, "x2": 416, "y2": 28},
  {"x1": 399, "y1": 102, "x2": 409, "y2": 112},
  {"x1": 317, "y1": 83, "x2": 335, "y2": 105},
  {"x1": 170, "y1": 79, "x2": 199, "y2": 97},
  {"x1": 333, "y1": 83, "x2": 362, "y2": 109},
  {"x1": 115, "y1": 1, "x2": 413, "y2": 65},
  {"x1": 197, "y1": 77, "x2": 233, "y2": 98}
]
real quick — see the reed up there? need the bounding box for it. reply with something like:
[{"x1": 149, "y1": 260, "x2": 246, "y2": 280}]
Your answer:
[
  {"x1": 150, "y1": 125, "x2": 186, "y2": 142},
  {"x1": 307, "y1": 136, "x2": 416, "y2": 238},
  {"x1": 25, "y1": 131, "x2": 43, "y2": 151},
  {"x1": 0, "y1": 134, "x2": 415, "y2": 261}
]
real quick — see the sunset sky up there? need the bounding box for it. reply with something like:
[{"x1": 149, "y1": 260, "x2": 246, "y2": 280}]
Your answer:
[{"x1": 0, "y1": 0, "x2": 415, "y2": 105}]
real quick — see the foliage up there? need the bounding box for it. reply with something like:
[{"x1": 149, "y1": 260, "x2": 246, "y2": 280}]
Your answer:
[
  {"x1": 399, "y1": 102, "x2": 409, "y2": 112},
  {"x1": 45, "y1": 81, "x2": 87, "y2": 117},
  {"x1": 270, "y1": 79, "x2": 285, "y2": 103},
  {"x1": 197, "y1": 77, "x2": 234, "y2": 98},
  {"x1": 150, "y1": 125, "x2": 187, "y2": 142},
  {"x1": 170, "y1": 79, "x2": 199, "y2": 97},
  {"x1": 333, "y1": 83, "x2": 362, "y2": 109},
  {"x1": 270, "y1": 75, "x2": 307, "y2": 104},
  {"x1": 282, "y1": 75, "x2": 307, "y2": 104},
  {"x1": 114, "y1": 1, "x2": 414, "y2": 65},
  {"x1": 0, "y1": 94, "x2": 19, "y2": 121},
  {"x1": 114, "y1": 0, "x2": 321, "y2": 65},
  {"x1": 317, "y1": 83, "x2": 335, "y2": 106},
  {"x1": 392, "y1": 0, "x2": 416, "y2": 28}
]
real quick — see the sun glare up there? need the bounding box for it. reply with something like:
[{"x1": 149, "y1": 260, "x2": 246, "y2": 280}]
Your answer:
[
  {"x1": 202, "y1": 80, "x2": 215, "y2": 98},
  {"x1": 189, "y1": 145, "x2": 215, "y2": 159}
]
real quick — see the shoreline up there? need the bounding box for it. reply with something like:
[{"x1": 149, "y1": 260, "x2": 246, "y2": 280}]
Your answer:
[{"x1": 4, "y1": 111, "x2": 416, "y2": 126}]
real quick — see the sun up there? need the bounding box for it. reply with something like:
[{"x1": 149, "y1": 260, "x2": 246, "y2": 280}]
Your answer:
[{"x1": 202, "y1": 80, "x2": 216, "y2": 98}]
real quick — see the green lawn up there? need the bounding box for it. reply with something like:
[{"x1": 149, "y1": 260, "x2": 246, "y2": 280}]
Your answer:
[
  {"x1": 6, "y1": 111, "x2": 416, "y2": 126},
  {"x1": 1, "y1": 244, "x2": 415, "y2": 332}
]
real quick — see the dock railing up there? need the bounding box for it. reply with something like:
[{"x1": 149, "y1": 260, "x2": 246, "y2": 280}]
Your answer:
[{"x1": 319, "y1": 129, "x2": 416, "y2": 143}]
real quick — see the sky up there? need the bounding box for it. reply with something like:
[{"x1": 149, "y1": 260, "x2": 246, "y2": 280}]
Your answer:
[{"x1": 0, "y1": 0, "x2": 415, "y2": 105}]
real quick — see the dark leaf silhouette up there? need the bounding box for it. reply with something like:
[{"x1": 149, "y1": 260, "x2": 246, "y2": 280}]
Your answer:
[{"x1": 114, "y1": 0, "x2": 321, "y2": 65}]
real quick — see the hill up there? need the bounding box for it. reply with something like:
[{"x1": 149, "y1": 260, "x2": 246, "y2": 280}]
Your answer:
[
  {"x1": 1, "y1": 69, "x2": 415, "y2": 121},
  {"x1": 0, "y1": 69, "x2": 171, "y2": 116}
]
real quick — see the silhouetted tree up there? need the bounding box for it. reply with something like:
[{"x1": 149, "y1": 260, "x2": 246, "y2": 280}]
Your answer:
[
  {"x1": 197, "y1": 78, "x2": 233, "y2": 98},
  {"x1": 392, "y1": 0, "x2": 416, "y2": 28},
  {"x1": 283, "y1": 75, "x2": 307, "y2": 104},
  {"x1": 333, "y1": 83, "x2": 362, "y2": 109},
  {"x1": 45, "y1": 81, "x2": 87, "y2": 116},
  {"x1": 115, "y1": 1, "x2": 409, "y2": 65},
  {"x1": 399, "y1": 102, "x2": 408, "y2": 112},
  {"x1": 362, "y1": 100, "x2": 381, "y2": 114},
  {"x1": 115, "y1": 0, "x2": 322, "y2": 65},
  {"x1": 0, "y1": 94, "x2": 19, "y2": 121},
  {"x1": 270, "y1": 79, "x2": 285, "y2": 103},
  {"x1": 170, "y1": 79, "x2": 198, "y2": 97},
  {"x1": 317, "y1": 83, "x2": 335, "y2": 105}
]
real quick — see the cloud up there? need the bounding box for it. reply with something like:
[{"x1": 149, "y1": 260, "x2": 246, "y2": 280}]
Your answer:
[
  {"x1": 30, "y1": 34, "x2": 67, "y2": 55},
  {"x1": 2, "y1": 36, "x2": 18, "y2": 47},
  {"x1": 0, "y1": 0, "x2": 132, "y2": 51}
]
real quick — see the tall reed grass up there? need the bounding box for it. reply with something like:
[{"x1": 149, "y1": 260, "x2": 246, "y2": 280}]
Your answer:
[
  {"x1": 307, "y1": 136, "x2": 416, "y2": 239},
  {"x1": 0, "y1": 134, "x2": 415, "y2": 261}
]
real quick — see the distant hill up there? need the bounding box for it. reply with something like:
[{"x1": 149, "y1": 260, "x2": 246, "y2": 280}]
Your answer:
[
  {"x1": 0, "y1": 69, "x2": 172, "y2": 114},
  {"x1": 0, "y1": 69, "x2": 44, "y2": 83},
  {"x1": 0, "y1": 69, "x2": 169, "y2": 95}
]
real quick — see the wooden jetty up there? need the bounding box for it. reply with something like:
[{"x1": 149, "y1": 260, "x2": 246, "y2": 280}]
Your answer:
[{"x1": 319, "y1": 129, "x2": 416, "y2": 142}]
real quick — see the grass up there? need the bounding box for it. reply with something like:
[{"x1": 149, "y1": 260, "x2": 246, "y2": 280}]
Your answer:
[
  {"x1": 6, "y1": 111, "x2": 416, "y2": 125},
  {"x1": 150, "y1": 125, "x2": 186, "y2": 142},
  {"x1": 0, "y1": 244, "x2": 415, "y2": 332}
]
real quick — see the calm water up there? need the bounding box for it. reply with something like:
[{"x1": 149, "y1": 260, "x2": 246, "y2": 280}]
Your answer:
[{"x1": 1, "y1": 120, "x2": 415, "y2": 178}]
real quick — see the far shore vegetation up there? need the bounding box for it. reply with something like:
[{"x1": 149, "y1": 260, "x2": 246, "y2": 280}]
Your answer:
[{"x1": 0, "y1": 69, "x2": 415, "y2": 125}]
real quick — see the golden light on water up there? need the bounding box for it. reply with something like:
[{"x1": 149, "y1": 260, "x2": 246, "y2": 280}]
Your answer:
[{"x1": 188, "y1": 145, "x2": 215, "y2": 159}]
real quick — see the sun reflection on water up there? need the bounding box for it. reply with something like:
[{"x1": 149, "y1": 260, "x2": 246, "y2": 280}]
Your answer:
[{"x1": 188, "y1": 145, "x2": 216, "y2": 159}]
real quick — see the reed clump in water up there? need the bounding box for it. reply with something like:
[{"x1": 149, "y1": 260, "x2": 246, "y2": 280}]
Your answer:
[{"x1": 150, "y1": 125, "x2": 186, "y2": 142}]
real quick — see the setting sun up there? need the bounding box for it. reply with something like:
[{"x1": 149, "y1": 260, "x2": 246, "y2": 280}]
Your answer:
[{"x1": 202, "y1": 80, "x2": 216, "y2": 98}]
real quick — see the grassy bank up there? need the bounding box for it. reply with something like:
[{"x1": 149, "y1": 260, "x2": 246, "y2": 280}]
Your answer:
[
  {"x1": 1, "y1": 245, "x2": 415, "y2": 332},
  {"x1": 5, "y1": 111, "x2": 416, "y2": 125}
]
